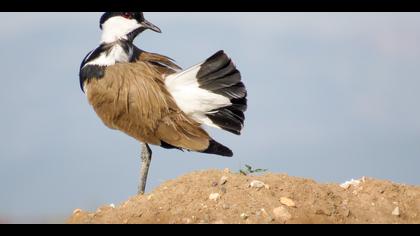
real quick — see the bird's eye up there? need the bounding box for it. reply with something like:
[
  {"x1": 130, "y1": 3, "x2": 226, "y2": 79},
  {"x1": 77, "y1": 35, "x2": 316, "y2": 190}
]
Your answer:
[{"x1": 122, "y1": 12, "x2": 132, "y2": 19}]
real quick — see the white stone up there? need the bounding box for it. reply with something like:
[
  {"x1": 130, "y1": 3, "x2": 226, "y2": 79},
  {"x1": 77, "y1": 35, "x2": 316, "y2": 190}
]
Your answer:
[
  {"x1": 340, "y1": 177, "x2": 365, "y2": 189},
  {"x1": 240, "y1": 213, "x2": 249, "y2": 220},
  {"x1": 249, "y1": 180, "x2": 265, "y2": 189},
  {"x1": 209, "y1": 193, "x2": 221, "y2": 201},
  {"x1": 280, "y1": 197, "x2": 296, "y2": 208},
  {"x1": 392, "y1": 207, "x2": 400, "y2": 216},
  {"x1": 72, "y1": 208, "x2": 82, "y2": 214}
]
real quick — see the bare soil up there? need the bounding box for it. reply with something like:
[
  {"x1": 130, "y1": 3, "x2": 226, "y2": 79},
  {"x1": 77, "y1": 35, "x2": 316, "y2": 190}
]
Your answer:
[{"x1": 68, "y1": 169, "x2": 420, "y2": 224}]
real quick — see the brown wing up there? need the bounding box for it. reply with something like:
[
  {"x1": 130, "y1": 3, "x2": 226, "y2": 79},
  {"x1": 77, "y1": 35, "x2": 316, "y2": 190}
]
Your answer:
[
  {"x1": 84, "y1": 61, "x2": 210, "y2": 151},
  {"x1": 133, "y1": 47, "x2": 182, "y2": 76}
]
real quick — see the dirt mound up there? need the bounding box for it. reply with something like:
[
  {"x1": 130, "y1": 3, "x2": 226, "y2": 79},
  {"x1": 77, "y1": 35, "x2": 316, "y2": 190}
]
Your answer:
[{"x1": 68, "y1": 169, "x2": 420, "y2": 224}]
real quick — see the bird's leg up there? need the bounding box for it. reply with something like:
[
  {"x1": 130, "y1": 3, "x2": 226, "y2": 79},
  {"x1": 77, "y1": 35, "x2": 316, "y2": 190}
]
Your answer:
[{"x1": 138, "y1": 143, "x2": 152, "y2": 195}]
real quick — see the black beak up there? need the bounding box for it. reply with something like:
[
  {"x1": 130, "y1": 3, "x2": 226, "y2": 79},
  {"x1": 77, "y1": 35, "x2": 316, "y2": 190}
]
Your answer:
[{"x1": 141, "y1": 19, "x2": 161, "y2": 33}]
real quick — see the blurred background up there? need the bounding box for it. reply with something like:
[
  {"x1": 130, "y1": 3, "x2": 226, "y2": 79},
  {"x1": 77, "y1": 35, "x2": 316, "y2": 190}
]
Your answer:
[{"x1": 0, "y1": 12, "x2": 419, "y2": 223}]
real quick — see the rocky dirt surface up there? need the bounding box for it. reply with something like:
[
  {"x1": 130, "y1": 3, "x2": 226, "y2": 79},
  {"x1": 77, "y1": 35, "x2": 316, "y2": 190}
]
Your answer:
[{"x1": 68, "y1": 169, "x2": 420, "y2": 224}]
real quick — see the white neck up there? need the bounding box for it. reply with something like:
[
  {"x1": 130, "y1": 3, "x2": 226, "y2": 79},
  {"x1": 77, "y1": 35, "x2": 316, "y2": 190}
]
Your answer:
[
  {"x1": 101, "y1": 33, "x2": 128, "y2": 44},
  {"x1": 84, "y1": 44, "x2": 133, "y2": 68}
]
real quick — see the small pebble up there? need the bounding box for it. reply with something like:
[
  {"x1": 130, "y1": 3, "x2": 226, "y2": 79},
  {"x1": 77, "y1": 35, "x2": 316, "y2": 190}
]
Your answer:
[
  {"x1": 72, "y1": 209, "x2": 82, "y2": 214},
  {"x1": 249, "y1": 180, "x2": 265, "y2": 189},
  {"x1": 219, "y1": 176, "x2": 228, "y2": 185},
  {"x1": 340, "y1": 177, "x2": 365, "y2": 189},
  {"x1": 240, "y1": 213, "x2": 249, "y2": 220},
  {"x1": 209, "y1": 193, "x2": 221, "y2": 201},
  {"x1": 223, "y1": 168, "x2": 231, "y2": 174},
  {"x1": 280, "y1": 197, "x2": 296, "y2": 208},
  {"x1": 260, "y1": 208, "x2": 274, "y2": 222},
  {"x1": 392, "y1": 207, "x2": 400, "y2": 216}
]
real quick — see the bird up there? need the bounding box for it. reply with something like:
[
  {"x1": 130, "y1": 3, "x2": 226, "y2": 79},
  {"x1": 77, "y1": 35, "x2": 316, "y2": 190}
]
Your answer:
[{"x1": 79, "y1": 12, "x2": 247, "y2": 194}]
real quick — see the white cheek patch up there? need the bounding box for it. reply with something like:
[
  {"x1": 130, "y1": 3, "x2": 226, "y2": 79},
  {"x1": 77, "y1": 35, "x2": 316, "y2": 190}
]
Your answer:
[{"x1": 101, "y1": 16, "x2": 141, "y2": 43}]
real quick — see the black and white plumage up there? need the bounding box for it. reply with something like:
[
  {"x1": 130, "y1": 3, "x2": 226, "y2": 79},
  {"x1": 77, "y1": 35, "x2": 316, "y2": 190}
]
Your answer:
[
  {"x1": 80, "y1": 12, "x2": 162, "y2": 92},
  {"x1": 79, "y1": 12, "x2": 247, "y2": 194},
  {"x1": 165, "y1": 51, "x2": 247, "y2": 135},
  {"x1": 81, "y1": 13, "x2": 247, "y2": 141}
]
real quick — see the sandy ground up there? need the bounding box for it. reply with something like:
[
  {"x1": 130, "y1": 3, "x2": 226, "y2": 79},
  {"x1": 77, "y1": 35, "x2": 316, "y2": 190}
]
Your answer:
[{"x1": 68, "y1": 169, "x2": 420, "y2": 224}]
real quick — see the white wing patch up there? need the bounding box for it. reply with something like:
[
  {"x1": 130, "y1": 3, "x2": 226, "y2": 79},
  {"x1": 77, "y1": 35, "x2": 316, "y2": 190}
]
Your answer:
[{"x1": 165, "y1": 63, "x2": 231, "y2": 128}]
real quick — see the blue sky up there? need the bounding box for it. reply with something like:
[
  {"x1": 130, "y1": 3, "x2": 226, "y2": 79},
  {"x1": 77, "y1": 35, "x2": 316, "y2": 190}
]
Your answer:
[{"x1": 1, "y1": 12, "x2": 420, "y2": 222}]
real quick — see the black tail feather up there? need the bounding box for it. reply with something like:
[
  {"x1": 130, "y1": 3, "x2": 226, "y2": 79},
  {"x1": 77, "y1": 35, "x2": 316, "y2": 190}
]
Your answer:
[
  {"x1": 197, "y1": 50, "x2": 231, "y2": 79},
  {"x1": 197, "y1": 50, "x2": 248, "y2": 135},
  {"x1": 207, "y1": 106, "x2": 245, "y2": 135},
  {"x1": 231, "y1": 97, "x2": 248, "y2": 112},
  {"x1": 201, "y1": 139, "x2": 233, "y2": 157},
  {"x1": 213, "y1": 81, "x2": 247, "y2": 99}
]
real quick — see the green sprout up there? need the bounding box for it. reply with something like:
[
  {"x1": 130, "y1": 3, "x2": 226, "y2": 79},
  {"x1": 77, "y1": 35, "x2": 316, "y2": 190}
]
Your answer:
[{"x1": 239, "y1": 164, "x2": 268, "y2": 176}]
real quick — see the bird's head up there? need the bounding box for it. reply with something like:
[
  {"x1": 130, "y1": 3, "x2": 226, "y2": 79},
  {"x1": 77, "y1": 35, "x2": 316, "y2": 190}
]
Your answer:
[{"x1": 99, "y1": 12, "x2": 161, "y2": 43}]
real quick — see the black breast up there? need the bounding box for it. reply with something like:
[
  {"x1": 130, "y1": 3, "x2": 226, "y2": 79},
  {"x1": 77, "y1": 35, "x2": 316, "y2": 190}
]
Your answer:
[
  {"x1": 79, "y1": 45, "x2": 109, "y2": 92},
  {"x1": 79, "y1": 65, "x2": 106, "y2": 92}
]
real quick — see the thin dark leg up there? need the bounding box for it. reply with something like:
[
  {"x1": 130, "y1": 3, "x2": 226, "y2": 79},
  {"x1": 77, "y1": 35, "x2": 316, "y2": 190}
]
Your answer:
[{"x1": 138, "y1": 143, "x2": 152, "y2": 195}]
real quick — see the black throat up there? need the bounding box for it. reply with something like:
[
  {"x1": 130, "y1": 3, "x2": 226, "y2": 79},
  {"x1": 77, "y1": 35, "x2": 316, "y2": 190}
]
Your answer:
[{"x1": 126, "y1": 27, "x2": 145, "y2": 42}]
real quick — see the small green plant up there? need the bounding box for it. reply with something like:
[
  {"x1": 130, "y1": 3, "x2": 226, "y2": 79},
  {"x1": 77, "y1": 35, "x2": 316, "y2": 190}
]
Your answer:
[{"x1": 239, "y1": 164, "x2": 268, "y2": 176}]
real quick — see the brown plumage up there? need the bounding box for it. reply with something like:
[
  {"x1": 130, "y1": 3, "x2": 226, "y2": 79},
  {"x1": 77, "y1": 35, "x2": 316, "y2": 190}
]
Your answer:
[
  {"x1": 80, "y1": 12, "x2": 246, "y2": 194},
  {"x1": 135, "y1": 48, "x2": 181, "y2": 75},
  {"x1": 84, "y1": 54, "x2": 211, "y2": 152}
]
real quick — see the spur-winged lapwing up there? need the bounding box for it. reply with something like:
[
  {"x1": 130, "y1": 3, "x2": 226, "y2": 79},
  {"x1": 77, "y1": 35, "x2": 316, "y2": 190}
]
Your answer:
[{"x1": 79, "y1": 12, "x2": 247, "y2": 194}]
